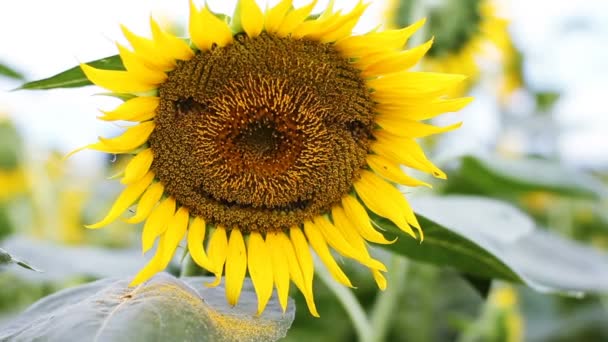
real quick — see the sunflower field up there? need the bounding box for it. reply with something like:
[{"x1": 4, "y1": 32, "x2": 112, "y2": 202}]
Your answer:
[{"x1": 0, "y1": 0, "x2": 607, "y2": 341}]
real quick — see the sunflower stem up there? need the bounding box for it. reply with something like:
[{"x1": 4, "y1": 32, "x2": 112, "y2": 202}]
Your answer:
[
  {"x1": 179, "y1": 252, "x2": 207, "y2": 277},
  {"x1": 315, "y1": 257, "x2": 372, "y2": 342},
  {"x1": 369, "y1": 255, "x2": 409, "y2": 342}
]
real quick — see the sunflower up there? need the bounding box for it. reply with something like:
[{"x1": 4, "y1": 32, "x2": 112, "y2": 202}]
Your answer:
[
  {"x1": 387, "y1": 0, "x2": 509, "y2": 94},
  {"x1": 76, "y1": 0, "x2": 471, "y2": 316}
]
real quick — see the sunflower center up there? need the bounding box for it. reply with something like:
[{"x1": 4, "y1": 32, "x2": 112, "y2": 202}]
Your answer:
[{"x1": 150, "y1": 32, "x2": 375, "y2": 233}]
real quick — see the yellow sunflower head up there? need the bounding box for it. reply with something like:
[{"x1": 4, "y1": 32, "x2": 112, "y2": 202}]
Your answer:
[{"x1": 79, "y1": 0, "x2": 471, "y2": 316}]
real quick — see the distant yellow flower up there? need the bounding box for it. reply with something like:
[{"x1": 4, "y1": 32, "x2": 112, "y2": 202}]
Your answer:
[
  {"x1": 387, "y1": 0, "x2": 510, "y2": 94},
  {"x1": 0, "y1": 168, "x2": 26, "y2": 202},
  {"x1": 490, "y1": 286, "x2": 524, "y2": 342},
  {"x1": 0, "y1": 117, "x2": 26, "y2": 202},
  {"x1": 77, "y1": 0, "x2": 470, "y2": 315}
]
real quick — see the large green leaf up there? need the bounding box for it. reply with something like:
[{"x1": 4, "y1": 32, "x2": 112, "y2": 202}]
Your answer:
[
  {"x1": 372, "y1": 199, "x2": 521, "y2": 283},
  {"x1": 17, "y1": 55, "x2": 123, "y2": 90},
  {"x1": 0, "y1": 274, "x2": 295, "y2": 341},
  {"x1": 375, "y1": 195, "x2": 608, "y2": 295},
  {"x1": 0, "y1": 247, "x2": 40, "y2": 272},
  {"x1": 453, "y1": 154, "x2": 606, "y2": 199}
]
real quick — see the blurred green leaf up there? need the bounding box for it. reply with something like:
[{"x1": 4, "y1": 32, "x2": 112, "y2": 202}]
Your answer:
[
  {"x1": 17, "y1": 55, "x2": 123, "y2": 90},
  {"x1": 1, "y1": 274, "x2": 294, "y2": 342},
  {"x1": 2, "y1": 236, "x2": 141, "y2": 281},
  {"x1": 0, "y1": 247, "x2": 40, "y2": 272},
  {"x1": 454, "y1": 154, "x2": 606, "y2": 199},
  {"x1": 377, "y1": 196, "x2": 608, "y2": 295},
  {"x1": 0, "y1": 62, "x2": 24, "y2": 80},
  {"x1": 0, "y1": 120, "x2": 23, "y2": 170},
  {"x1": 535, "y1": 91, "x2": 561, "y2": 112}
]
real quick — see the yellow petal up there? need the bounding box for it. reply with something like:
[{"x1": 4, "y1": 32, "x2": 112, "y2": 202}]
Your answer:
[
  {"x1": 239, "y1": 0, "x2": 263, "y2": 37},
  {"x1": 332, "y1": 206, "x2": 388, "y2": 284},
  {"x1": 141, "y1": 196, "x2": 176, "y2": 253},
  {"x1": 370, "y1": 72, "x2": 468, "y2": 100},
  {"x1": 360, "y1": 38, "x2": 433, "y2": 77},
  {"x1": 366, "y1": 154, "x2": 431, "y2": 187},
  {"x1": 116, "y1": 43, "x2": 168, "y2": 85},
  {"x1": 354, "y1": 170, "x2": 422, "y2": 239},
  {"x1": 149, "y1": 17, "x2": 194, "y2": 61},
  {"x1": 225, "y1": 229, "x2": 247, "y2": 306},
  {"x1": 279, "y1": 233, "x2": 319, "y2": 317},
  {"x1": 80, "y1": 64, "x2": 156, "y2": 93},
  {"x1": 376, "y1": 117, "x2": 462, "y2": 138},
  {"x1": 130, "y1": 207, "x2": 188, "y2": 286},
  {"x1": 315, "y1": 216, "x2": 386, "y2": 271},
  {"x1": 73, "y1": 141, "x2": 126, "y2": 156},
  {"x1": 206, "y1": 226, "x2": 228, "y2": 287},
  {"x1": 267, "y1": 232, "x2": 290, "y2": 312},
  {"x1": 86, "y1": 171, "x2": 154, "y2": 229},
  {"x1": 335, "y1": 18, "x2": 425, "y2": 57},
  {"x1": 318, "y1": 0, "x2": 336, "y2": 20},
  {"x1": 162, "y1": 206, "x2": 190, "y2": 261},
  {"x1": 264, "y1": 0, "x2": 292, "y2": 33},
  {"x1": 120, "y1": 25, "x2": 175, "y2": 71},
  {"x1": 289, "y1": 227, "x2": 319, "y2": 317},
  {"x1": 304, "y1": 221, "x2": 353, "y2": 287},
  {"x1": 98, "y1": 121, "x2": 155, "y2": 152},
  {"x1": 121, "y1": 148, "x2": 154, "y2": 185},
  {"x1": 124, "y1": 181, "x2": 164, "y2": 224},
  {"x1": 130, "y1": 235, "x2": 167, "y2": 286},
  {"x1": 187, "y1": 217, "x2": 217, "y2": 272},
  {"x1": 376, "y1": 97, "x2": 473, "y2": 122},
  {"x1": 372, "y1": 270, "x2": 387, "y2": 290},
  {"x1": 247, "y1": 232, "x2": 274, "y2": 315},
  {"x1": 371, "y1": 130, "x2": 446, "y2": 179},
  {"x1": 331, "y1": 206, "x2": 369, "y2": 254},
  {"x1": 317, "y1": 2, "x2": 368, "y2": 43},
  {"x1": 99, "y1": 96, "x2": 159, "y2": 122},
  {"x1": 276, "y1": 0, "x2": 318, "y2": 37},
  {"x1": 291, "y1": 2, "x2": 339, "y2": 39},
  {"x1": 276, "y1": 233, "x2": 304, "y2": 290},
  {"x1": 341, "y1": 195, "x2": 394, "y2": 244},
  {"x1": 189, "y1": 0, "x2": 233, "y2": 51}
]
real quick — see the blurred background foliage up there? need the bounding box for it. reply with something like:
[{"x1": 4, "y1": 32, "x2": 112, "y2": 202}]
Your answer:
[{"x1": 1, "y1": 0, "x2": 608, "y2": 340}]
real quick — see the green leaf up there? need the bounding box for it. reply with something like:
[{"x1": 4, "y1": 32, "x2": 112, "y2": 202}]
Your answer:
[
  {"x1": 376, "y1": 195, "x2": 608, "y2": 295},
  {"x1": 94, "y1": 92, "x2": 136, "y2": 101},
  {"x1": 2, "y1": 236, "x2": 142, "y2": 281},
  {"x1": 1, "y1": 274, "x2": 295, "y2": 341},
  {"x1": 454, "y1": 154, "x2": 606, "y2": 199},
  {"x1": 0, "y1": 247, "x2": 41, "y2": 272},
  {"x1": 462, "y1": 274, "x2": 492, "y2": 299},
  {"x1": 0, "y1": 62, "x2": 24, "y2": 80},
  {"x1": 373, "y1": 201, "x2": 521, "y2": 283},
  {"x1": 17, "y1": 55, "x2": 124, "y2": 90}
]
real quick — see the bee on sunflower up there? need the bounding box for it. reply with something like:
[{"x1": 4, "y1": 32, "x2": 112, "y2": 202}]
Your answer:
[{"x1": 76, "y1": 0, "x2": 470, "y2": 316}]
